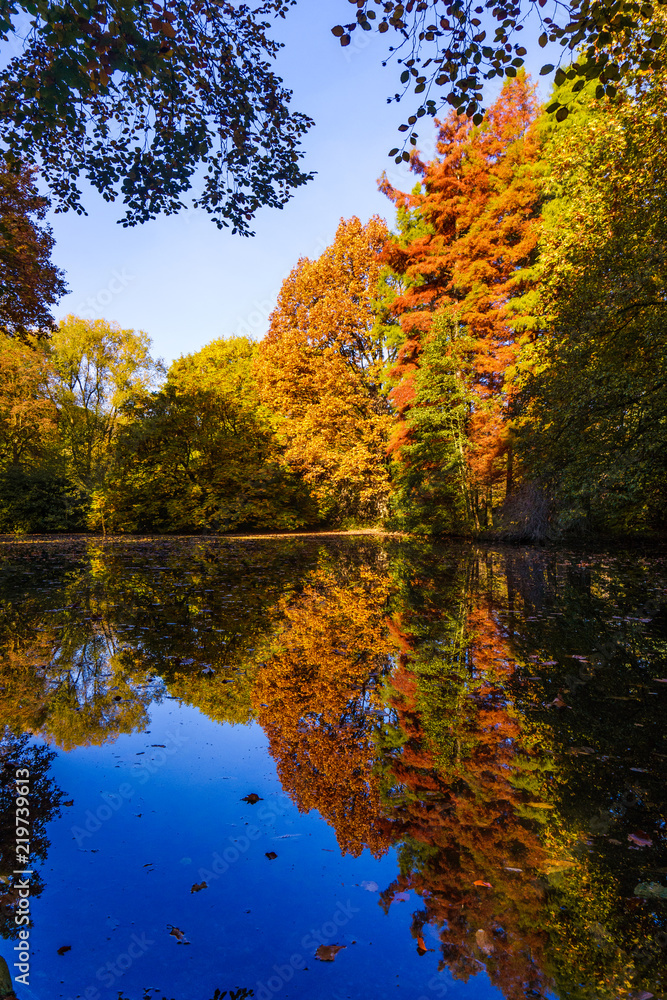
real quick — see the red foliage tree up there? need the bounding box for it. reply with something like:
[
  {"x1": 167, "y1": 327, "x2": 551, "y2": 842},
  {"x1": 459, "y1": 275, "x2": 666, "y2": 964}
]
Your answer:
[
  {"x1": 382, "y1": 74, "x2": 542, "y2": 519},
  {"x1": 381, "y1": 595, "x2": 552, "y2": 1000}
]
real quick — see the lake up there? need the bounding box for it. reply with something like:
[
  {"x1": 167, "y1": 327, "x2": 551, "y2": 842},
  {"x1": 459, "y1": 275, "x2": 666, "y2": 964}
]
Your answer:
[{"x1": 0, "y1": 535, "x2": 665, "y2": 1000}]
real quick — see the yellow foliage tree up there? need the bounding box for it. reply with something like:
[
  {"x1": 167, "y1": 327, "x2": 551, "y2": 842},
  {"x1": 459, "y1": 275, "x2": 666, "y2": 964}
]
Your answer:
[
  {"x1": 255, "y1": 216, "x2": 394, "y2": 525},
  {"x1": 252, "y1": 554, "x2": 395, "y2": 857},
  {"x1": 0, "y1": 335, "x2": 57, "y2": 469}
]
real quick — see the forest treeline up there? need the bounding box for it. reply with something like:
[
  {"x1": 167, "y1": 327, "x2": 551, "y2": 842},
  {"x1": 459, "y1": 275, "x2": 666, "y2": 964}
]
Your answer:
[{"x1": 1, "y1": 60, "x2": 666, "y2": 541}]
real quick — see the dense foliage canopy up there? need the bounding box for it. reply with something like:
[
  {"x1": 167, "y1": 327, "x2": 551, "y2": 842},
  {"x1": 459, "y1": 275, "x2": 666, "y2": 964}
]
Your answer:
[
  {"x1": 0, "y1": 164, "x2": 66, "y2": 338},
  {"x1": 0, "y1": 0, "x2": 313, "y2": 232},
  {"x1": 1, "y1": 40, "x2": 666, "y2": 540},
  {"x1": 0, "y1": 1, "x2": 663, "y2": 229}
]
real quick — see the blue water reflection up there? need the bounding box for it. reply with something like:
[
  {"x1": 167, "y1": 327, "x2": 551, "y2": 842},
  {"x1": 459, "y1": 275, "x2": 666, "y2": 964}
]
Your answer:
[{"x1": 0, "y1": 537, "x2": 665, "y2": 1000}]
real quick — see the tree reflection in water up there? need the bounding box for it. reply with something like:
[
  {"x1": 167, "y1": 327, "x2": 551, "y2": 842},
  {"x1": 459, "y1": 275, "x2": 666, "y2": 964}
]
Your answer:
[{"x1": 0, "y1": 537, "x2": 665, "y2": 999}]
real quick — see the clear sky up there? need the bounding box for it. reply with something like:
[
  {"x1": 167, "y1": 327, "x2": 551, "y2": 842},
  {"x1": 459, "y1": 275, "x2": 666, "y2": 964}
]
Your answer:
[{"x1": 48, "y1": 2, "x2": 559, "y2": 367}]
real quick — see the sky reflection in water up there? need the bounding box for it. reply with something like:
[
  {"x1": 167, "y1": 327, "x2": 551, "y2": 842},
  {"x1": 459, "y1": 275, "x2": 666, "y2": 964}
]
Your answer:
[{"x1": 0, "y1": 536, "x2": 665, "y2": 1000}]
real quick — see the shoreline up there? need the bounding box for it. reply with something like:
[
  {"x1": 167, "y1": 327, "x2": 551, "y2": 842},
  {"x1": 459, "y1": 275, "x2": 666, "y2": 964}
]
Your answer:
[{"x1": 0, "y1": 528, "x2": 404, "y2": 545}]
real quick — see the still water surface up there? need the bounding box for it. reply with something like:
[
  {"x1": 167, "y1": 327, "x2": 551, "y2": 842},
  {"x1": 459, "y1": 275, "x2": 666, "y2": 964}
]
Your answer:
[{"x1": 0, "y1": 536, "x2": 665, "y2": 1000}]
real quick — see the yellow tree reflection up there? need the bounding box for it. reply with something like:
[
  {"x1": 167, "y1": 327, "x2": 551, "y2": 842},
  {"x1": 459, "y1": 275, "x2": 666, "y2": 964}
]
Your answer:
[{"x1": 253, "y1": 558, "x2": 395, "y2": 857}]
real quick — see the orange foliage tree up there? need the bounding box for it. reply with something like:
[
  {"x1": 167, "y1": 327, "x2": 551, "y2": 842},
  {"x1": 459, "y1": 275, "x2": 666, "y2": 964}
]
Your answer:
[
  {"x1": 252, "y1": 551, "x2": 395, "y2": 857},
  {"x1": 382, "y1": 75, "x2": 542, "y2": 527},
  {"x1": 255, "y1": 216, "x2": 395, "y2": 524},
  {"x1": 0, "y1": 336, "x2": 57, "y2": 469}
]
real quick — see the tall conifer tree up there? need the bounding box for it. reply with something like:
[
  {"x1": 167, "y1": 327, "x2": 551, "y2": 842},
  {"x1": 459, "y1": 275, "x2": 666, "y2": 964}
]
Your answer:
[{"x1": 382, "y1": 74, "x2": 542, "y2": 529}]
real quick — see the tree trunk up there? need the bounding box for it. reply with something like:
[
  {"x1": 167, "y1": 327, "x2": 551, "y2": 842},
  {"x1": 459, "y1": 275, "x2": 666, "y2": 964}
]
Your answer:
[{"x1": 506, "y1": 442, "x2": 514, "y2": 499}]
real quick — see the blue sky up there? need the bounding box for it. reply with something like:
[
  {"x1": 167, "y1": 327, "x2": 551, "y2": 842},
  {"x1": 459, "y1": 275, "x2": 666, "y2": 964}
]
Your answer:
[{"x1": 48, "y1": 2, "x2": 560, "y2": 366}]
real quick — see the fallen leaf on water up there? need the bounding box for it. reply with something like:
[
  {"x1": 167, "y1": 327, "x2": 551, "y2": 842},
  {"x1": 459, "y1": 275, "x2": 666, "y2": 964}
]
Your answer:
[
  {"x1": 631, "y1": 992, "x2": 654, "y2": 1000},
  {"x1": 265, "y1": 851, "x2": 277, "y2": 860},
  {"x1": 475, "y1": 929, "x2": 494, "y2": 955},
  {"x1": 360, "y1": 880, "x2": 378, "y2": 892},
  {"x1": 190, "y1": 882, "x2": 207, "y2": 893},
  {"x1": 473, "y1": 880, "x2": 492, "y2": 888},
  {"x1": 241, "y1": 793, "x2": 263, "y2": 804},
  {"x1": 57, "y1": 945, "x2": 71, "y2": 956},
  {"x1": 654, "y1": 678, "x2": 667, "y2": 684},
  {"x1": 504, "y1": 867, "x2": 522, "y2": 872},
  {"x1": 394, "y1": 892, "x2": 410, "y2": 902},
  {"x1": 64, "y1": 800, "x2": 74, "y2": 807},
  {"x1": 169, "y1": 925, "x2": 189, "y2": 944},
  {"x1": 547, "y1": 692, "x2": 569, "y2": 709},
  {"x1": 315, "y1": 944, "x2": 346, "y2": 962},
  {"x1": 628, "y1": 832, "x2": 653, "y2": 847}
]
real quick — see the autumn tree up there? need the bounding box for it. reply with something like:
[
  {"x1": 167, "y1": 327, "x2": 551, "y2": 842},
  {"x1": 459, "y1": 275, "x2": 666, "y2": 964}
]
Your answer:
[
  {"x1": 0, "y1": 164, "x2": 67, "y2": 339},
  {"x1": 0, "y1": 336, "x2": 56, "y2": 470},
  {"x1": 382, "y1": 74, "x2": 542, "y2": 530},
  {"x1": 515, "y1": 64, "x2": 667, "y2": 537},
  {"x1": 50, "y1": 315, "x2": 162, "y2": 505},
  {"x1": 255, "y1": 216, "x2": 397, "y2": 525},
  {"x1": 252, "y1": 548, "x2": 395, "y2": 857},
  {"x1": 103, "y1": 336, "x2": 313, "y2": 534},
  {"x1": 0, "y1": 336, "x2": 81, "y2": 532}
]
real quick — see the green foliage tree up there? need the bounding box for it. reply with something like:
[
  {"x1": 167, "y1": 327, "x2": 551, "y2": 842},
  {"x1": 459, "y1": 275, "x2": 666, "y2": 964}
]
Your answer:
[
  {"x1": 390, "y1": 316, "x2": 474, "y2": 534},
  {"x1": 515, "y1": 65, "x2": 667, "y2": 536},
  {"x1": 103, "y1": 336, "x2": 314, "y2": 533},
  {"x1": 50, "y1": 315, "x2": 162, "y2": 507}
]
